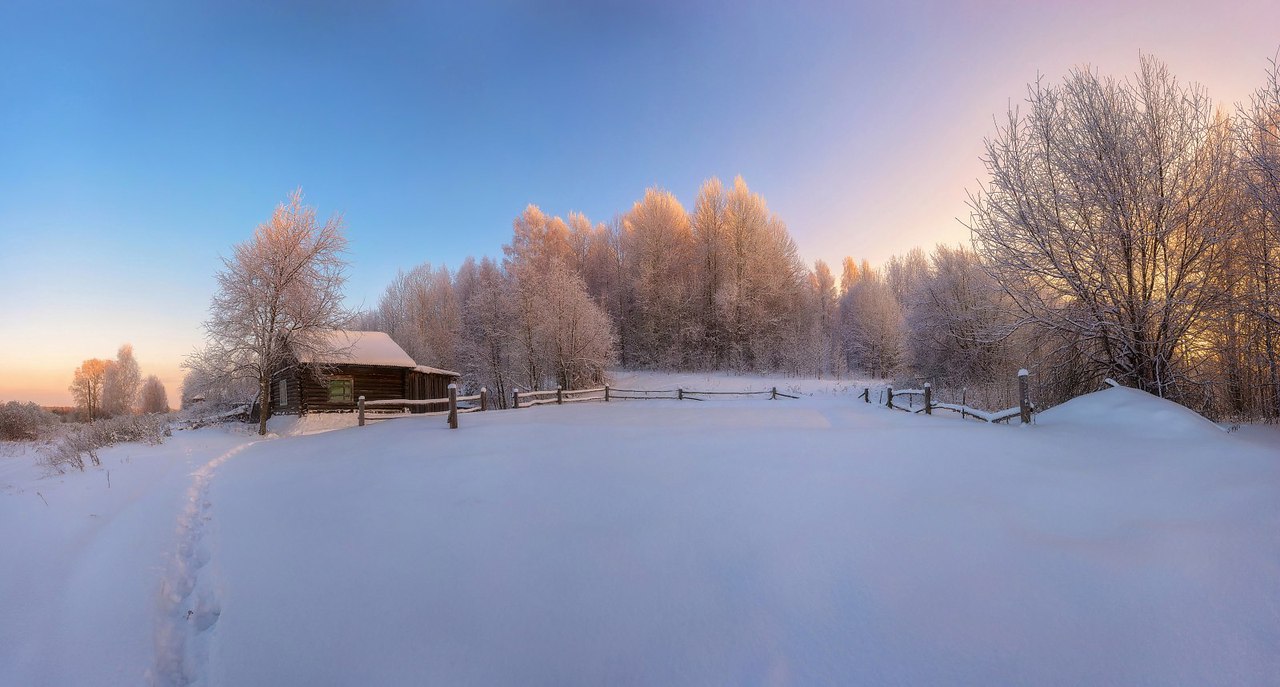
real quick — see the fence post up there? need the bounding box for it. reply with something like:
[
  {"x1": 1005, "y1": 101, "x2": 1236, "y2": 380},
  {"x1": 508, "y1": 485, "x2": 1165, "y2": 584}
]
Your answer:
[
  {"x1": 513, "y1": 390, "x2": 520, "y2": 410},
  {"x1": 961, "y1": 389, "x2": 967, "y2": 420},
  {"x1": 886, "y1": 386, "x2": 894, "y2": 409},
  {"x1": 678, "y1": 388, "x2": 684, "y2": 401},
  {"x1": 556, "y1": 386, "x2": 563, "y2": 405},
  {"x1": 604, "y1": 385, "x2": 610, "y2": 402},
  {"x1": 358, "y1": 395, "x2": 365, "y2": 427},
  {"x1": 771, "y1": 386, "x2": 778, "y2": 400},
  {"x1": 923, "y1": 383, "x2": 932, "y2": 415},
  {"x1": 1018, "y1": 369, "x2": 1031, "y2": 425},
  {"x1": 448, "y1": 384, "x2": 458, "y2": 429},
  {"x1": 861, "y1": 387, "x2": 869, "y2": 403},
  {"x1": 480, "y1": 387, "x2": 488, "y2": 412}
]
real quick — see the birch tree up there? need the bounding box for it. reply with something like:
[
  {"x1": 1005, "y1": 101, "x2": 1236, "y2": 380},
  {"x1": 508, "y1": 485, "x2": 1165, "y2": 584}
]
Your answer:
[
  {"x1": 375, "y1": 263, "x2": 462, "y2": 372},
  {"x1": 622, "y1": 188, "x2": 695, "y2": 368},
  {"x1": 905, "y1": 245, "x2": 1010, "y2": 384},
  {"x1": 460, "y1": 257, "x2": 514, "y2": 406},
  {"x1": 537, "y1": 262, "x2": 617, "y2": 389},
  {"x1": 840, "y1": 266, "x2": 905, "y2": 378},
  {"x1": 101, "y1": 344, "x2": 141, "y2": 417},
  {"x1": 190, "y1": 190, "x2": 352, "y2": 435}
]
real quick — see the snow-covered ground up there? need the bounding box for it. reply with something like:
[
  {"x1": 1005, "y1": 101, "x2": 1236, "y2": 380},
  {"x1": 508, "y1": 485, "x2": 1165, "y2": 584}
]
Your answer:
[{"x1": 2, "y1": 378, "x2": 1278, "y2": 685}]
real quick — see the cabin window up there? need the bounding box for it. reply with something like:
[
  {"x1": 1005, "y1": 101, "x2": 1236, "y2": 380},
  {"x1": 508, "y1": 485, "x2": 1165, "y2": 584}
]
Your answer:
[
  {"x1": 328, "y1": 377, "x2": 354, "y2": 404},
  {"x1": 277, "y1": 379, "x2": 287, "y2": 407}
]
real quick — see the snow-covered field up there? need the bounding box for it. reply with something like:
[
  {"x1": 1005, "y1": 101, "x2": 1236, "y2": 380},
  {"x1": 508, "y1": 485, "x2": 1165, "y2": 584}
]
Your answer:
[{"x1": 2, "y1": 378, "x2": 1277, "y2": 685}]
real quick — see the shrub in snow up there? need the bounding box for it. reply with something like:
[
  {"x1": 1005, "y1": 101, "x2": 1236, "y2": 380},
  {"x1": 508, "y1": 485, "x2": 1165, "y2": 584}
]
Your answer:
[
  {"x1": 0, "y1": 401, "x2": 61, "y2": 441},
  {"x1": 42, "y1": 414, "x2": 171, "y2": 472}
]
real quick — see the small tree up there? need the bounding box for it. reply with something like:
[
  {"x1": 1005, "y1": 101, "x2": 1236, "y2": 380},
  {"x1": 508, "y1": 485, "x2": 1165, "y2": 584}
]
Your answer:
[
  {"x1": 69, "y1": 358, "x2": 109, "y2": 421},
  {"x1": 138, "y1": 375, "x2": 170, "y2": 414},
  {"x1": 191, "y1": 190, "x2": 352, "y2": 435}
]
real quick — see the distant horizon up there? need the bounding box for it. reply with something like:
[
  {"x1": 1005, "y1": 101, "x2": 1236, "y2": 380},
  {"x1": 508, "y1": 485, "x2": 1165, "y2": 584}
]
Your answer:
[{"x1": 3, "y1": 0, "x2": 1279, "y2": 405}]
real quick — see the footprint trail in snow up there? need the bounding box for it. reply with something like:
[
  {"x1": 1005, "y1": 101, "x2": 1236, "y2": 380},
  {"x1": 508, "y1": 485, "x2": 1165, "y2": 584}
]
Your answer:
[{"x1": 148, "y1": 441, "x2": 255, "y2": 687}]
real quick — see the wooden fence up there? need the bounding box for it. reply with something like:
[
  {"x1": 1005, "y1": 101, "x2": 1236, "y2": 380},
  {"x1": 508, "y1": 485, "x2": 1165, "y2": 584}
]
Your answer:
[
  {"x1": 358, "y1": 384, "x2": 488, "y2": 430},
  {"x1": 356, "y1": 381, "x2": 799, "y2": 430},
  {"x1": 512, "y1": 385, "x2": 799, "y2": 408},
  {"x1": 860, "y1": 370, "x2": 1034, "y2": 424}
]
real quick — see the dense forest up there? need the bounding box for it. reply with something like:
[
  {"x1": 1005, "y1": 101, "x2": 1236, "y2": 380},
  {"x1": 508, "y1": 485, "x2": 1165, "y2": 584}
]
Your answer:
[{"x1": 352, "y1": 55, "x2": 1280, "y2": 421}]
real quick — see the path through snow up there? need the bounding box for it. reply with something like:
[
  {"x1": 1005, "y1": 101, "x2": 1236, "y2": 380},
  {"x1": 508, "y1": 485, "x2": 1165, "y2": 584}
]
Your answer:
[{"x1": 149, "y1": 441, "x2": 256, "y2": 687}]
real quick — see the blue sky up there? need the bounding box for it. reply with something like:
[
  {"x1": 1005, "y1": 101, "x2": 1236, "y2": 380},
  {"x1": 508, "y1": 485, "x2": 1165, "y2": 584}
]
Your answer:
[{"x1": 2, "y1": 0, "x2": 1278, "y2": 404}]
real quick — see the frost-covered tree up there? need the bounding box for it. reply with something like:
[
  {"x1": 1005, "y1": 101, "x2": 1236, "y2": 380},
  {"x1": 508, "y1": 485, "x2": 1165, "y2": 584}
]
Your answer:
[
  {"x1": 1233, "y1": 55, "x2": 1280, "y2": 418},
  {"x1": 622, "y1": 188, "x2": 695, "y2": 368},
  {"x1": 537, "y1": 262, "x2": 617, "y2": 389},
  {"x1": 70, "y1": 358, "x2": 109, "y2": 421},
  {"x1": 180, "y1": 364, "x2": 257, "y2": 412},
  {"x1": 373, "y1": 263, "x2": 462, "y2": 372},
  {"x1": 968, "y1": 56, "x2": 1237, "y2": 398},
  {"x1": 884, "y1": 248, "x2": 929, "y2": 306},
  {"x1": 905, "y1": 245, "x2": 1011, "y2": 385},
  {"x1": 460, "y1": 257, "x2": 514, "y2": 406},
  {"x1": 840, "y1": 267, "x2": 904, "y2": 378},
  {"x1": 101, "y1": 344, "x2": 141, "y2": 417},
  {"x1": 691, "y1": 177, "x2": 729, "y2": 366},
  {"x1": 190, "y1": 190, "x2": 352, "y2": 435},
  {"x1": 138, "y1": 375, "x2": 169, "y2": 414},
  {"x1": 809, "y1": 259, "x2": 843, "y2": 376}
]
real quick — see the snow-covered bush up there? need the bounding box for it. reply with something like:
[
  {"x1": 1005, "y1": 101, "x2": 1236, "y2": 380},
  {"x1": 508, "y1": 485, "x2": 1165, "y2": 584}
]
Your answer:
[
  {"x1": 42, "y1": 414, "x2": 171, "y2": 472},
  {"x1": 0, "y1": 401, "x2": 61, "y2": 441}
]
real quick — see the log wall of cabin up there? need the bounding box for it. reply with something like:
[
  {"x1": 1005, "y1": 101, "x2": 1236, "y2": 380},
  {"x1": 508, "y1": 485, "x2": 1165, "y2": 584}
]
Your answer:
[
  {"x1": 269, "y1": 366, "x2": 303, "y2": 415},
  {"x1": 406, "y1": 371, "x2": 457, "y2": 413},
  {"x1": 298, "y1": 364, "x2": 410, "y2": 413}
]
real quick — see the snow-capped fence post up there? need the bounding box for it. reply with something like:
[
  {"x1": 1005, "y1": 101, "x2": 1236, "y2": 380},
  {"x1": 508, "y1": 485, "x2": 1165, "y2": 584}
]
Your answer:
[
  {"x1": 886, "y1": 387, "x2": 894, "y2": 410},
  {"x1": 771, "y1": 387, "x2": 778, "y2": 400},
  {"x1": 479, "y1": 387, "x2": 488, "y2": 412},
  {"x1": 513, "y1": 390, "x2": 520, "y2": 409},
  {"x1": 556, "y1": 386, "x2": 563, "y2": 405},
  {"x1": 678, "y1": 388, "x2": 684, "y2": 401},
  {"x1": 358, "y1": 396, "x2": 365, "y2": 427},
  {"x1": 1018, "y1": 369, "x2": 1031, "y2": 425},
  {"x1": 604, "y1": 385, "x2": 610, "y2": 402},
  {"x1": 448, "y1": 384, "x2": 458, "y2": 429},
  {"x1": 923, "y1": 383, "x2": 932, "y2": 415},
  {"x1": 860, "y1": 387, "x2": 869, "y2": 403}
]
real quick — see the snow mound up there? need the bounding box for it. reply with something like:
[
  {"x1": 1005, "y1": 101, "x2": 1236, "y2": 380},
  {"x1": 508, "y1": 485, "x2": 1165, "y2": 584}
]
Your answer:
[{"x1": 1038, "y1": 386, "x2": 1224, "y2": 439}]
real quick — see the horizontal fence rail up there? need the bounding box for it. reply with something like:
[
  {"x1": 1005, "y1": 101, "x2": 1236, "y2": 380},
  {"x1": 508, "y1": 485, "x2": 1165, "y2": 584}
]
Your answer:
[
  {"x1": 860, "y1": 370, "x2": 1034, "y2": 425},
  {"x1": 510, "y1": 384, "x2": 800, "y2": 407},
  {"x1": 358, "y1": 385, "x2": 490, "y2": 429},
  {"x1": 355, "y1": 380, "x2": 802, "y2": 431}
]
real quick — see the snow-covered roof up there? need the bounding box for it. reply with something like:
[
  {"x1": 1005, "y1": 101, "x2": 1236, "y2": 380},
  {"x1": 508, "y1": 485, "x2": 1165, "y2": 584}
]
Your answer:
[
  {"x1": 295, "y1": 331, "x2": 418, "y2": 368},
  {"x1": 414, "y1": 364, "x2": 460, "y2": 377}
]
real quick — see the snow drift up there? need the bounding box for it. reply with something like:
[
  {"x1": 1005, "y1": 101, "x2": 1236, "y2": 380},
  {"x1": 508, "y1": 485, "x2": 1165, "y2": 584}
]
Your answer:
[{"x1": 1038, "y1": 385, "x2": 1225, "y2": 439}]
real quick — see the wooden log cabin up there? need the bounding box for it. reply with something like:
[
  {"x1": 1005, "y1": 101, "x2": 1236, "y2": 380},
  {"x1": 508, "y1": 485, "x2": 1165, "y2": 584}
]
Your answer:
[{"x1": 270, "y1": 331, "x2": 459, "y2": 416}]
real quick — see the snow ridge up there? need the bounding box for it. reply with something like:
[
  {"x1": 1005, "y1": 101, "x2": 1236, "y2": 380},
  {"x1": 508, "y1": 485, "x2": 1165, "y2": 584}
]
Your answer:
[{"x1": 149, "y1": 441, "x2": 255, "y2": 687}]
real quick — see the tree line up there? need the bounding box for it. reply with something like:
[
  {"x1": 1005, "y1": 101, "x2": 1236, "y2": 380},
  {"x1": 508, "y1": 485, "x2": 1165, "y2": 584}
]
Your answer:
[
  {"x1": 356, "y1": 54, "x2": 1280, "y2": 419},
  {"x1": 69, "y1": 344, "x2": 169, "y2": 420},
  {"x1": 187, "y1": 52, "x2": 1280, "y2": 422}
]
